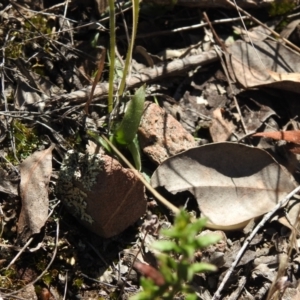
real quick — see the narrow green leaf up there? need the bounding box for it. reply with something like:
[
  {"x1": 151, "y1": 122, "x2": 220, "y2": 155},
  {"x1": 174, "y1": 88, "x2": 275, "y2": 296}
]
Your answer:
[
  {"x1": 114, "y1": 85, "x2": 145, "y2": 145},
  {"x1": 195, "y1": 234, "x2": 221, "y2": 248},
  {"x1": 152, "y1": 240, "x2": 178, "y2": 252},
  {"x1": 189, "y1": 262, "x2": 217, "y2": 273},
  {"x1": 177, "y1": 261, "x2": 189, "y2": 281},
  {"x1": 118, "y1": 0, "x2": 140, "y2": 96},
  {"x1": 185, "y1": 293, "x2": 198, "y2": 300},
  {"x1": 108, "y1": 0, "x2": 115, "y2": 113},
  {"x1": 181, "y1": 244, "x2": 195, "y2": 259},
  {"x1": 185, "y1": 218, "x2": 207, "y2": 234},
  {"x1": 127, "y1": 136, "x2": 141, "y2": 170},
  {"x1": 91, "y1": 32, "x2": 99, "y2": 48},
  {"x1": 86, "y1": 130, "x2": 111, "y2": 153},
  {"x1": 160, "y1": 255, "x2": 177, "y2": 270}
]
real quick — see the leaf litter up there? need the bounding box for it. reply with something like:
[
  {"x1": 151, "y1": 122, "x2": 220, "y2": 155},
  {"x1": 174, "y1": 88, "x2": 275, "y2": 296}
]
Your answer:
[
  {"x1": 1, "y1": 0, "x2": 300, "y2": 299},
  {"x1": 151, "y1": 142, "x2": 297, "y2": 230},
  {"x1": 18, "y1": 145, "x2": 55, "y2": 244}
]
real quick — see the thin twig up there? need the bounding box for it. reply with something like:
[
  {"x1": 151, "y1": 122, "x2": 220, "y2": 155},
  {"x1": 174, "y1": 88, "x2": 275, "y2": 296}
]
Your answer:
[
  {"x1": 49, "y1": 50, "x2": 219, "y2": 105},
  {"x1": 226, "y1": 0, "x2": 300, "y2": 54},
  {"x1": 231, "y1": 0, "x2": 266, "y2": 69},
  {"x1": 80, "y1": 273, "x2": 116, "y2": 288},
  {"x1": 216, "y1": 45, "x2": 248, "y2": 135},
  {"x1": 58, "y1": 0, "x2": 73, "y2": 45},
  {"x1": 86, "y1": 241, "x2": 109, "y2": 267},
  {"x1": 5, "y1": 238, "x2": 33, "y2": 270},
  {"x1": 126, "y1": 232, "x2": 148, "y2": 284},
  {"x1": 1, "y1": 30, "x2": 19, "y2": 163},
  {"x1": 62, "y1": 270, "x2": 68, "y2": 300},
  {"x1": 117, "y1": 232, "x2": 148, "y2": 300},
  {"x1": 212, "y1": 185, "x2": 300, "y2": 300},
  {"x1": 9, "y1": 1, "x2": 70, "y2": 63},
  {"x1": 135, "y1": 16, "x2": 249, "y2": 39},
  {"x1": 4, "y1": 219, "x2": 59, "y2": 296},
  {"x1": 202, "y1": 12, "x2": 248, "y2": 135},
  {"x1": 100, "y1": 135, "x2": 180, "y2": 214},
  {"x1": 117, "y1": 231, "x2": 148, "y2": 300}
]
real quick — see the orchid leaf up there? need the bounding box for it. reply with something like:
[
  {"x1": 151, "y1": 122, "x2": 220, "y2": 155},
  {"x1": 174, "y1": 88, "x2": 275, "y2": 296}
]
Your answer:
[{"x1": 113, "y1": 85, "x2": 145, "y2": 145}]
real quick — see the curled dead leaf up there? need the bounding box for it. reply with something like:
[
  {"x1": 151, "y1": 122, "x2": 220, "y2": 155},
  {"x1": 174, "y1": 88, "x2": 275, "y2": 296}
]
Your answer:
[
  {"x1": 151, "y1": 142, "x2": 296, "y2": 230},
  {"x1": 252, "y1": 130, "x2": 300, "y2": 144},
  {"x1": 17, "y1": 145, "x2": 54, "y2": 244}
]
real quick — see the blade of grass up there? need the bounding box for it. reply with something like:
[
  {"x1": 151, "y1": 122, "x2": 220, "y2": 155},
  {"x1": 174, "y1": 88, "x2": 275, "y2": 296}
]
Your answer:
[
  {"x1": 87, "y1": 132, "x2": 180, "y2": 214},
  {"x1": 108, "y1": 0, "x2": 116, "y2": 113},
  {"x1": 118, "y1": 0, "x2": 140, "y2": 96},
  {"x1": 102, "y1": 134, "x2": 179, "y2": 214},
  {"x1": 84, "y1": 48, "x2": 106, "y2": 114}
]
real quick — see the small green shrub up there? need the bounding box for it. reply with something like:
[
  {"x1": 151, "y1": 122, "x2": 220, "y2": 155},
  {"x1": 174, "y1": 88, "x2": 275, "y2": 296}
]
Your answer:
[{"x1": 131, "y1": 210, "x2": 221, "y2": 300}]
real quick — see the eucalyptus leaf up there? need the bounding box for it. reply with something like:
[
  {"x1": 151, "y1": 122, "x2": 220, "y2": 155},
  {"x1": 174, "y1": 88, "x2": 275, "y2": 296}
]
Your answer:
[{"x1": 151, "y1": 142, "x2": 296, "y2": 230}]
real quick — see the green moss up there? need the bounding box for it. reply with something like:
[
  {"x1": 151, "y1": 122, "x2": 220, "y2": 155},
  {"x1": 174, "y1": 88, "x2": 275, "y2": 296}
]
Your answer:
[
  {"x1": 36, "y1": 257, "x2": 48, "y2": 272},
  {"x1": 42, "y1": 272, "x2": 53, "y2": 286},
  {"x1": 4, "y1": 32, "x2": 24, "y2": 59},
  {"x1": 24, "y1": 15, "x2": 52, "y2": 36},
  {"x1": 5, "y1": 14, "x2": 52, "y2": 59},
  {"x1": 73, "y1": 277, "x2": 84, "y2": 289},
  {"x1": 40, "y1": 269, "x2": 59, "y2": 286},
  {"x1": 269, "y1": 0, "x2": 296, "y2": 16},
  {"x1": 6, "y1": 120, "x2": 41, "y2": 164},
  {"x1": 0, "y1": 268, "x2": 24, "y2": 291}
]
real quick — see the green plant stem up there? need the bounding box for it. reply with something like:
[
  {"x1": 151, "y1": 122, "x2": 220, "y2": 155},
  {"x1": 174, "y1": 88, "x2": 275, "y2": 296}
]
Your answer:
[
  {"x1": 101, "y1": 135, "x2": 180, "y2": 214},
  {"x1": 118, "y1": 0, "x2": 140, "y2": 96},
  {"x1": 108, "y1": 0, "x2": 116, "y2": 113}
]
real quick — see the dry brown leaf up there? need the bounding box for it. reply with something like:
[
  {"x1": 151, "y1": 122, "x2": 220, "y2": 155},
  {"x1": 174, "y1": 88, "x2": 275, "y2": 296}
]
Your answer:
[
  {"x1": 209, "y1": 108, "x2": 235, "y2": 142},
  {"x1": 286, "y1": 143, "x2": 300, "y2": 154},
  {"x1": 267, "y1": 70, "x2": 300, "y2": 82},
  {"x1": 133, "y1": 261, "x2": 165, "y2": 286},
  {"x1": 0, "y1": 168, "x2": 18, "y2": 195},
  {"x1": 252, "y1": 130, "x2": 300, "y2": 144},
  {"x1": 17, "y1": 145, "x2": 55, "y2": 243},
  {"x1": 280, "y1": 19, "x2": 300, "y2": 40},
  {"x1": 276, "y1": 198, "x2": 300, "y2": 231},
  {"x1": 227, "y1": 40, "x2": 300, "y2": 93},
  {"x1": 151, "y1": 142, "x2": 296, "y2": 230},
  {"x1": 253, "y1": 130, "x2": 300, "y2": 154},
  {"x1": 233, "y1": 25, "x2": 270, "y2": 43}
]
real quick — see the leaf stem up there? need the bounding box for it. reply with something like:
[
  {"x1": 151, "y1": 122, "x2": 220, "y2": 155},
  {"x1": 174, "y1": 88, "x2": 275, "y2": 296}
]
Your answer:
[
  {"x1": 108, "y1": 0, "x2": 116, "y2": 113},
  {"x1": 118, "y1": 0, "x2": 139, "y2": 96},
  {"x1": 101, "y1": 135, "x2": 180, "y2": 214}
]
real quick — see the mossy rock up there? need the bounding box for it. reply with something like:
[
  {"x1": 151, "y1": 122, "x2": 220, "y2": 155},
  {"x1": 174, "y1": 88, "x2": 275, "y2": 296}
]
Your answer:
[{"x1": 56, "y1": 151, "x2": 146, "y2": 238}]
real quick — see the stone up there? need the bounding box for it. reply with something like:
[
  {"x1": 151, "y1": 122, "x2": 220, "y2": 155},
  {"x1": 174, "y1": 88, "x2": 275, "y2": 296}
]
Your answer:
[
  {"x1": 56, "y1": 151, "x2": 146, "y2": 238},
  {"x1": 138, "y1": 101, "x2": 197, "y2": 164}
]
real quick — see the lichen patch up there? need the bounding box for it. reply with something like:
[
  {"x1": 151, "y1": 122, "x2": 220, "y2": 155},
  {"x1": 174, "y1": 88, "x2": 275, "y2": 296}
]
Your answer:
[
  {"x1": 56, "y1": 150, "x2": 146, "y2": 238},
  {"x1": 56, "y1": 150, "x2": 103, "y2": 224}
]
